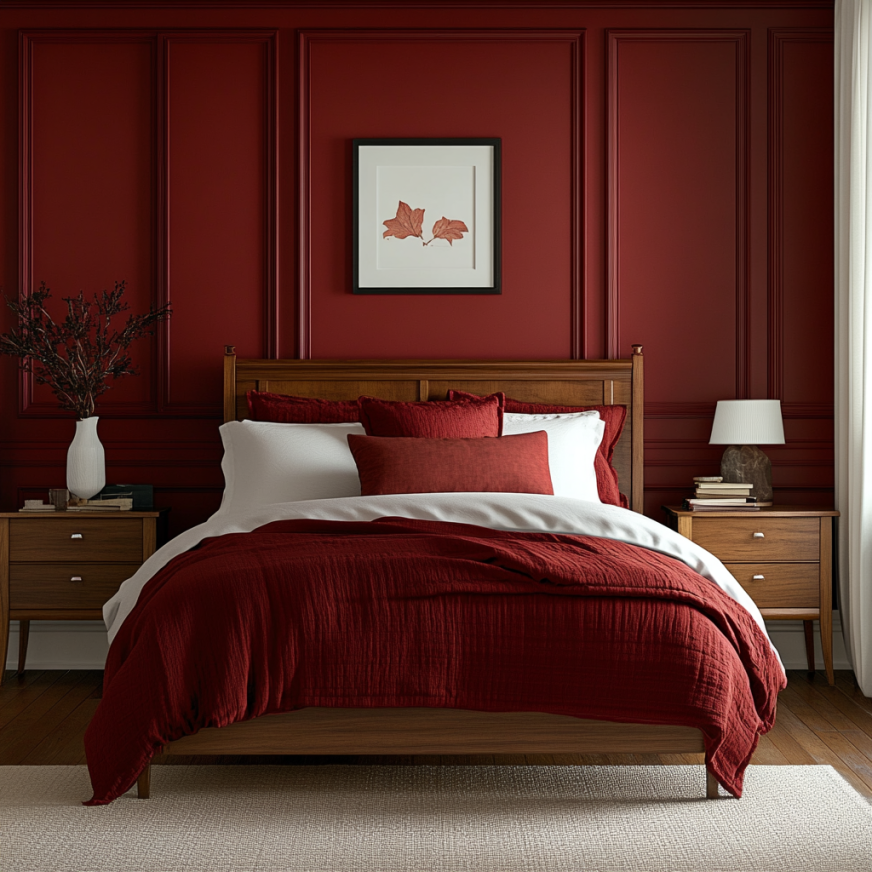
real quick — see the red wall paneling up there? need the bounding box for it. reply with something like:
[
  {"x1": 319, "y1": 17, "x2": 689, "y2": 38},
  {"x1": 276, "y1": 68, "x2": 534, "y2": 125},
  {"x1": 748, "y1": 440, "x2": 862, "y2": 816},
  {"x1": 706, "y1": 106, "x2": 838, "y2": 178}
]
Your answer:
[
  {"x1": 164, "y1": 31, "x2": 278, "y2": 414},
  {"x1": 19, "y1": 31, "x2": 160, "y2": 417},
  {"x1": 767, "y1": 28, "x2": 834, "y2": 420},
  {"x1": 299, "y1": 29, "x2": 583, "y2": 361},
  {"x1": 608, "y1": 29, "x2": 750, "y2": 408},
  {"x1": 1, "y1": 6, "x2": 836, "y2": 525},
  {"x1": 628, "y1": 26, "x2": 834, "y2": 513},
  {"x1": 18, "y1": 29, "x2": 278, "y2": 420}
]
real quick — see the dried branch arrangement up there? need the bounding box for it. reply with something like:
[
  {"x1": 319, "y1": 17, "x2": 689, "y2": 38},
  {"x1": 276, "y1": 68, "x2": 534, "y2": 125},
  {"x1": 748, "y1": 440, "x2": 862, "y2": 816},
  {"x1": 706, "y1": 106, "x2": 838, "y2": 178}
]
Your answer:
[{"x1": 0, "y1": 281, "x2": 171, "y2": 419}]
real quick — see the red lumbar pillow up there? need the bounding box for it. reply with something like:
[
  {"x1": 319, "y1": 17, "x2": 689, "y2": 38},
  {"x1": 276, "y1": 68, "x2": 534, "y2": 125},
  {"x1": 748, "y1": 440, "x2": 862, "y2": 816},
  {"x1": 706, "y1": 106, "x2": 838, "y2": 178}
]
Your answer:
[
  {"x1": 448, "y1": 390, "x2": 628, "y2": 508},
  {"x1": 358, "y1": 394, "x2": 504, "y2": 438},
  {"x1": 247, "y1": 391, "x2": 360, "y2": 424},
  {"x1": 347, "y1": 432, "x2": 553, "y2": 496}
]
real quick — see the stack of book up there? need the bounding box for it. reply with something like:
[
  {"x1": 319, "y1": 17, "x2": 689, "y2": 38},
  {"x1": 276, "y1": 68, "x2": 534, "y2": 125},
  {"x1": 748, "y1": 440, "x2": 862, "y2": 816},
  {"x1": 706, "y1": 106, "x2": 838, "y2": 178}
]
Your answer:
[
  {"x1": 67, "y1": 496, "x2": 133, "y2": 512},
  {"x1": 683, "y1": 477, "x2": 759, "y2": 512},
  {"x1": 18, "y1": 500, "x2": 56, "y2": 513}
]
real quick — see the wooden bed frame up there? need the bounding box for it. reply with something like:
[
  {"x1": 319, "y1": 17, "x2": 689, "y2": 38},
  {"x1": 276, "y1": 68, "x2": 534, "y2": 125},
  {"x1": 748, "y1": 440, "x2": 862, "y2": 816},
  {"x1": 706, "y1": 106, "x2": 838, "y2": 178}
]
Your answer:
[{"x1": 137, "y1": 345, "x2": 719, "y2": 800}]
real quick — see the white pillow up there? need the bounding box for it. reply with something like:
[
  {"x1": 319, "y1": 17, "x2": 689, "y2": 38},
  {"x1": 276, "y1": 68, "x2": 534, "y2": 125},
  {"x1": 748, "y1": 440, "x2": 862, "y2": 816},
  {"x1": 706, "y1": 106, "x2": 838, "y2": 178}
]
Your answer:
[
  {"x1": 502, "y1": 411, "x2": 604, "y2": 502},
  {"x1": 218, "y1": 420, "x2": 364, "y2": 514}
]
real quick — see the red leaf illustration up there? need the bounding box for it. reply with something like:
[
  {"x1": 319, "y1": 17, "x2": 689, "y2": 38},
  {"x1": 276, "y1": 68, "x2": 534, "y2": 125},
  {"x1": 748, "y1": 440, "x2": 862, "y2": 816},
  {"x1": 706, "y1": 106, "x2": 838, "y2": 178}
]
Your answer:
[
  {"x1": 383, "y1": 201, "x2": 425, "y2": 240},
  {"x1": 430, "y1": 217, "x2": 469, "y2": 246}
]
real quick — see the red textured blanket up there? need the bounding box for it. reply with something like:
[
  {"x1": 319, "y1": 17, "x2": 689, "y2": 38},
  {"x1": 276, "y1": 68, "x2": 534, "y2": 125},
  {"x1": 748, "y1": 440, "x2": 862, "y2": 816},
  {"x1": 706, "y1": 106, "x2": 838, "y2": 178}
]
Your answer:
[{"x1": 84, "y1": 518, "x2": 785, "y2": 805}]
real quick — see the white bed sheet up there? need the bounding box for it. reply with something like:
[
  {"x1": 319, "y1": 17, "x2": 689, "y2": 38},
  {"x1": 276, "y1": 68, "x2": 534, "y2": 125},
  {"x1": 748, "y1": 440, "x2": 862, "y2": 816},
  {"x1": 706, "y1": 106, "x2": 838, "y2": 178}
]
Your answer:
[{"x1": 103, "y1": 494, "x2": 783, "y2": 673}]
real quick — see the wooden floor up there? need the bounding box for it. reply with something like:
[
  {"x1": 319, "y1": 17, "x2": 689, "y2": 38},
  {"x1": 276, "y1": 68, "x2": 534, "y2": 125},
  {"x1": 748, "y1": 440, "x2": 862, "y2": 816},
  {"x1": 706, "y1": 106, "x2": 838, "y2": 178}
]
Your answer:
[{"x1": 3, "y1": 668, "x2": 872, "y2": 798}]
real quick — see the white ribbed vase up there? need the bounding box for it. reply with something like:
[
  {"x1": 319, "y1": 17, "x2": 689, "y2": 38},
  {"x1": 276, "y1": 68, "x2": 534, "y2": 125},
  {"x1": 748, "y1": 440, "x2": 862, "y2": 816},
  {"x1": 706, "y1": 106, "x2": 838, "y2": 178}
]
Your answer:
[{"x1": 66, "y1": 416, "x2": 106, "y2": 500}]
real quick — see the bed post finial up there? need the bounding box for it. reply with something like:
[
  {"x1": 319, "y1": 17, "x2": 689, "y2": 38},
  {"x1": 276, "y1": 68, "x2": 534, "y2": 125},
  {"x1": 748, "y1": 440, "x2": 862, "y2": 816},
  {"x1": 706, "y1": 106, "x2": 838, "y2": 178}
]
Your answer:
[
  {"x1": 223, "y1": 346, "x2": 238, "y2": 424},
  {"x1": 630, "y1": 345, "x2": 644, "y2": 514}
]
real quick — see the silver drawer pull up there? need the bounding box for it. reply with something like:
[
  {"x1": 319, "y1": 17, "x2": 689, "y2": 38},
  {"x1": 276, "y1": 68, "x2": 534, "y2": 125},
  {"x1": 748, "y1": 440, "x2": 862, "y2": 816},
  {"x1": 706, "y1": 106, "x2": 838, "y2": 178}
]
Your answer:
[
  {"x1": 70, "y1": 533, "x2": 83, "y2": 540},
  {"x1": 70, "y1": 576, "x2": 83, "y2": 582},
  {"x1": 752, "y1": 574, "x2": 765, "y2": 580},
  {"x1": 752, "y1": 532, "x2": 765, "y2": 539}
]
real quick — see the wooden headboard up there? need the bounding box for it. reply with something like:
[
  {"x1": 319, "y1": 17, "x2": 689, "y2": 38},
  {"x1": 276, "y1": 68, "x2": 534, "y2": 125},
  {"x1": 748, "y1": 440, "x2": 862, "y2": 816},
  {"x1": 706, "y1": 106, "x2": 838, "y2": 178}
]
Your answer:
[{"x1": 223, "y1": 348, "x2": 645, "y2": 513}]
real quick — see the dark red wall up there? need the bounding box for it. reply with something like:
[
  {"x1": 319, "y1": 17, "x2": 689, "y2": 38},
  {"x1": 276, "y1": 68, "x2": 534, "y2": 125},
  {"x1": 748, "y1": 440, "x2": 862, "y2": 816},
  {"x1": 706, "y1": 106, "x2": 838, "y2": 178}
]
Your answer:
[{"x1": 0, "y1": 2, "x2": 834, "y2": 533}]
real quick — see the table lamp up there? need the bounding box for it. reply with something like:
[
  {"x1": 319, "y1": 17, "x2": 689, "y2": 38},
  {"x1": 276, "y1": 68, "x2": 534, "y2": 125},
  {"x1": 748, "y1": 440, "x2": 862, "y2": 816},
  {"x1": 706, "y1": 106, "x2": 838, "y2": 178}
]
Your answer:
[{"x1": 709, "y1": 399, "x2": 785, "y2": 506}]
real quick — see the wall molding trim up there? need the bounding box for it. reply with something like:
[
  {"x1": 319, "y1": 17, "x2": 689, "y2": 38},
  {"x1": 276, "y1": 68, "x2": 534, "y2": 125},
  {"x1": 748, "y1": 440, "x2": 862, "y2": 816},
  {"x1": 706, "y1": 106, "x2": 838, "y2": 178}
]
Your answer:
[
  {"x1": 606, "y1": 29, "x2": 751, "y2": 400},
  {"x1": 297, "y1": 28, "x2": 585, "y2": 359},
  {"x1": 649, "y1": 484, "x2": 834, "y2": 492},
  {"x1": 160, "y1": 30, "x2": 279, "y2": 415},
  {"x1": 0, "y1": 1, "x2": 837, "y2": 10},
  {"x1": 17, "y1": 28, "x2": 278, "y2": 420},
  {"x1": 645, "y1": 401, "x2": 834, "y2": 419},
  {"x1": 646, "y1": 458, "x2": 834, "y2": 468},
  {"x1": 645, "y1": 437, "x2": 833, "y2": 448},
  {"x1": 767, "y1": 27, "x2": 834, "y2": 406},
  {"x1": 18, "y1": 30, "x2": 162, "y2": 419}
]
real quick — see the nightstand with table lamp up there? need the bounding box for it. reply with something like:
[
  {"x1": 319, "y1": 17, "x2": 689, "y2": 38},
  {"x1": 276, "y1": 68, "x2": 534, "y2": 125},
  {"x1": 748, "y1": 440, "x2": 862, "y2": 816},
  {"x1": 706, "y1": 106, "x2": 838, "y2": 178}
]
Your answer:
[{"x1": 665, "y1": 396, "x2": 838, "y2": 683}]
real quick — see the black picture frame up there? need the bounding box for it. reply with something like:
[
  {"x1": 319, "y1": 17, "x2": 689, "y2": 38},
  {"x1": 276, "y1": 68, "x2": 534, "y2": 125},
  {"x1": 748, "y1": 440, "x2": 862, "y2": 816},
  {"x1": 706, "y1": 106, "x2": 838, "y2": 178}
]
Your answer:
[{"x1": 353, "y1": 138, "x2": 501, "y2": 295}]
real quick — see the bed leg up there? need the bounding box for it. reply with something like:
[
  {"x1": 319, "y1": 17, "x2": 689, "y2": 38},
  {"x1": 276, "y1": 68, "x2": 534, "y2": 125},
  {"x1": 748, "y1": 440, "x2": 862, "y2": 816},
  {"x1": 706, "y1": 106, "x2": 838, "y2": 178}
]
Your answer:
[
  {"x1": 137, "y1": 764, "x2": 151, "y2": 799},
  {"x1": 706, "y1": 769, "x2": 720, "y2": 799}
]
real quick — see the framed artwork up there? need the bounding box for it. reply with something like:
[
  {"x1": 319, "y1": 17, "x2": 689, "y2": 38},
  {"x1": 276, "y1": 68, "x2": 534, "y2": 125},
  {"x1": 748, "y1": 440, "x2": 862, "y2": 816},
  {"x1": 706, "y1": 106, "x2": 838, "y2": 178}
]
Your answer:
[{"x1": 353, "y1": 138, "x2": 501, "y2": 295}]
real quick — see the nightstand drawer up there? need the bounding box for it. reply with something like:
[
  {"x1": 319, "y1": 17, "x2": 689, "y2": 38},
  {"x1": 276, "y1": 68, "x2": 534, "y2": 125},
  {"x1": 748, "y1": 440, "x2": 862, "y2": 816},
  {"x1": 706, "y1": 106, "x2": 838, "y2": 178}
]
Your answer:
[
  {"x1": 692, "y1": 517, "x2": 819, "y2": 562},
  {"x1": 724, "y1": 563, "x2": 819, "y2": 608},
  {"x1": 9, "y1": 518, "x2": 143, "y2": 563},
  {"x1": 9, "y1": 563, "x2": 140, "y2": 609}
]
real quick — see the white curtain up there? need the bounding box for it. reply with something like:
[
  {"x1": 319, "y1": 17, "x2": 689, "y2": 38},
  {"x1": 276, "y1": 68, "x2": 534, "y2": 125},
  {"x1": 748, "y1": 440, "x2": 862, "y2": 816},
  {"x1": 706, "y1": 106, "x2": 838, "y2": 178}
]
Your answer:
[{"x1": 836, "y1": 0, "x2": 872, "y2": 694}]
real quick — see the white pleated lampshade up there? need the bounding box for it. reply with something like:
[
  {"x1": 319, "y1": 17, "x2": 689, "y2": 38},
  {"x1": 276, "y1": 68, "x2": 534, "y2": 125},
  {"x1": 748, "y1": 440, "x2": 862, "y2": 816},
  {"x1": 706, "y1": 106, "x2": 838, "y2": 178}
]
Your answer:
[{"x1": 709, "y1": 399, "x2": 785, "y2": 445}]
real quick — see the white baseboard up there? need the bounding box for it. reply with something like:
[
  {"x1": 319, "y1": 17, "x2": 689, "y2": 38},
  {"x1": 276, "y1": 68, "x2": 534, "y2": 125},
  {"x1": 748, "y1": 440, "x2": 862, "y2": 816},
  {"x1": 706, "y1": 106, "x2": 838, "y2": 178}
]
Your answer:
[
  {"x1": 5, "y1": 613, "x2": 853, "y2": 673},
  {"x1": 763, "y1": 612, "x2": 852, "y2": 671},
  {"x1": 6, "y1": 621, "x2": 109, "y2": 670}
]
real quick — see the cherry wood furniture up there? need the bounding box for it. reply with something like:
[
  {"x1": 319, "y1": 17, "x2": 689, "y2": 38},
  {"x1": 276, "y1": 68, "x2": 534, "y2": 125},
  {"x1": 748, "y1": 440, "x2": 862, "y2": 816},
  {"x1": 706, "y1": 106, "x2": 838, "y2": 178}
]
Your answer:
[
  {"x1": 0, "y1": 510, "x2": 167, "y2": 685},
  {"x1": 136, "y1": 346, "x2": 719, "y2": 800},
  {"x1": 664, "y1": 506, "x2": 839, "y2": 685}
]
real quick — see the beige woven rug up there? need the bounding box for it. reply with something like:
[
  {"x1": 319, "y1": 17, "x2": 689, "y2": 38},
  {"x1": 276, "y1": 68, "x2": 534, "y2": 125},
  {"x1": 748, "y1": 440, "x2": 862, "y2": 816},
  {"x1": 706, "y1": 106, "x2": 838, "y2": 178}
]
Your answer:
[{"x1": 1, "y1": 765, "x2": 870, "y2": 872}]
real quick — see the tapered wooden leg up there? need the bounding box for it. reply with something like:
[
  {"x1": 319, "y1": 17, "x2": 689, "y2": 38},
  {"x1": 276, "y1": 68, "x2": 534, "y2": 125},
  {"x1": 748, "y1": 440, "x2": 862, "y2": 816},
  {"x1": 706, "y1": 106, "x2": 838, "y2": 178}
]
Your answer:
[
  {"x1": 706, "y1": 769, "x2": 720, "y2": 799},
  {"x1": 803, "y1": 620, "x2": 815, "y2": 675},
  {"x1": 0, "y1": 618, "x2": 8, "y2": 688},
  {"x1": 820, "y1": 518, "x2": 835, "y2": 686},
  {"x1": 821, "y1": 619, "x2": 835, "y2": 686},
  {"x1": 17, "y1": 620, "x2": 30, "y2": 675},
  {"x1": 0, "y1": 519, "x2": 9, "y2": 687},
  {"x1": 137, "y1": 764, "x2": 151, "y2": 799}
]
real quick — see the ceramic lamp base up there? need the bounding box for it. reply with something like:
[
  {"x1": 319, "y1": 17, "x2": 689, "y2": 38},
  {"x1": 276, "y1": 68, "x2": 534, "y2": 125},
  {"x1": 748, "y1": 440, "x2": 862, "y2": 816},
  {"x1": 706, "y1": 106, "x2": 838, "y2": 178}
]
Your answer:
[{"x1": 719, "y1": 444, "x2": 773, "y2": 504}]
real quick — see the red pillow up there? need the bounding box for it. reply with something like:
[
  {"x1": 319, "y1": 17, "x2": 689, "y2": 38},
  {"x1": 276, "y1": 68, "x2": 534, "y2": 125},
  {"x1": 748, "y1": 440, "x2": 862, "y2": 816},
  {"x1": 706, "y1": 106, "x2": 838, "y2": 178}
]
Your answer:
[
  {"x1": 448, "y1": 390, "x2": 628, "y2": 508},
  {"x1": 358, "y1": 394, "x2": 503, "y2": 438},
  {"x1": 247, "y1": 391, "x2": 360, "y2": 424},
  {"x1": 348, "y1": 432, "x2": 553, "y2": 497}
]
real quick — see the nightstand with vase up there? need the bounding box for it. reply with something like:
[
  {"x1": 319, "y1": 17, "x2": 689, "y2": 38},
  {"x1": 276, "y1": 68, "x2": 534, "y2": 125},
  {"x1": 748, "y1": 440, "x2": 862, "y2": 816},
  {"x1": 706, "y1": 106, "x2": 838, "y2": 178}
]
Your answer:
[{"x1": 0, "y1": 281, "x2": 173, "y2": 681}]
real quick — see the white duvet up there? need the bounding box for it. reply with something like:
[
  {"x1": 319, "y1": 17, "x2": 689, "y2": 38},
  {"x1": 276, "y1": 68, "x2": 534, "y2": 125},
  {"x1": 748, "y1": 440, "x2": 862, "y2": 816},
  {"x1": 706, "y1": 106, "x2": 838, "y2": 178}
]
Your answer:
[{"x1": 103, "y1": 494, "x2": 783, "y2": 672}]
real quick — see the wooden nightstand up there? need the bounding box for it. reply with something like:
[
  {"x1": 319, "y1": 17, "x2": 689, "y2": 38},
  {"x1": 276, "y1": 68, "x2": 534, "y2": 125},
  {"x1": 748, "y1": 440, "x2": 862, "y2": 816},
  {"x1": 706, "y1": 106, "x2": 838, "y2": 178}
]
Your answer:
[
  {"x1": 0, "y1": 509, "x2": 168, "y2": 683},
  {"x1": 663, "y1": 506, "x2": 839, "y2": 685}
]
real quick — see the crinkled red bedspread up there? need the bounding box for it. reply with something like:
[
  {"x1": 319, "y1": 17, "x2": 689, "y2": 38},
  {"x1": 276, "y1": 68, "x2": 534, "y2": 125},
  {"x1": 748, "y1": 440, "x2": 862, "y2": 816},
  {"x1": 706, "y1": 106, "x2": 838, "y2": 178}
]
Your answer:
[{"x1": 84, "y1": 518, "x2": 785, "y2": 805}]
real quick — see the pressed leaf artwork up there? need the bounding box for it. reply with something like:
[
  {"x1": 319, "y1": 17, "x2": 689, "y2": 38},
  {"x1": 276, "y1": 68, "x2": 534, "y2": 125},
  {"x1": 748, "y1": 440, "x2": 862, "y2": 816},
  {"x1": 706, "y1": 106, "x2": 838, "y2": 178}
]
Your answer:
[
  {"x1": 383, "y1": 201, "x2": 469, "y2": 247},
  {"x1": 429, "y1": 216, "x2": 469, "y2": 247},
  {"x1": 382, "y1": 201, "x2": 425, "y2": 241}
]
